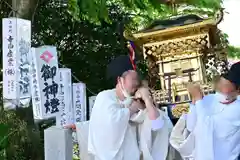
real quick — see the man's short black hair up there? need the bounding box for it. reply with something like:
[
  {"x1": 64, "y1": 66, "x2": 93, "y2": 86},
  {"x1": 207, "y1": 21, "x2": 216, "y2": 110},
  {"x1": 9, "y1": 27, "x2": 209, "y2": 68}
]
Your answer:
[
  {"x1": 222, "y1": 62, "x2": 240, "y2": 88},
  {"x1": 106, "y1": 55, "x2": 135, "y2": 86}
]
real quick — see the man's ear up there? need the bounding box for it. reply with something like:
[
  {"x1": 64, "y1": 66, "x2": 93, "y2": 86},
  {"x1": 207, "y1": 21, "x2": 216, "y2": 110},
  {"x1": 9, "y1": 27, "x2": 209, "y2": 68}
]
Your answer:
[{"x1": 117, "y1": 76, "x2": 121, "y2": 83}]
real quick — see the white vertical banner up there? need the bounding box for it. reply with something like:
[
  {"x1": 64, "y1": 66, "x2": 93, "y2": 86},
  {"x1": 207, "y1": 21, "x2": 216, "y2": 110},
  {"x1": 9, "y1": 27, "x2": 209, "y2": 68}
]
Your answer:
[
  {"x1": 17, "y1": 19, "x2": 31, "y2": 99},
  {"x1": 72, "y1": 83, "x2": 87, "y2": 122},
  {"x1": 56, "y1": 68, "x2": 73, "y2": 127},
  {"x1": 89, "y1": 96, "x2": 97, "y2": 117},
  {"x1": 31, "y1": 46, "x2": 60, "y2": 119},
  {"x1": 31, "y1": 48, "x2": 42, "y2": 119},
  {"x1": 2, "y1": 18, "x2": 31, "y2": 102},
  {"x1": 2, "y1": 18, "x2": 18, "y2": 102}
]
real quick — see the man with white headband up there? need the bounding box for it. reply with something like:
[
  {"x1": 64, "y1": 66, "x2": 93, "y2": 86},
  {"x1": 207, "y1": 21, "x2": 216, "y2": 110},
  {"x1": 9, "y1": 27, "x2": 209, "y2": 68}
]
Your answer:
[
  {"x1": 170, "y1": 62, "x2": 240, "y2": 160},
  {"x1": 72, "y1": 55, "x2": 174, "y2": 160}
]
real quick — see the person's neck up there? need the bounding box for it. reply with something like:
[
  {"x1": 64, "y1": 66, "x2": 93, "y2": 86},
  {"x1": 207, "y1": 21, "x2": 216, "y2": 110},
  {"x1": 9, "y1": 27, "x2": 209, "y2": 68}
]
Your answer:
[{"x1": 115, "y1": 84, "x2": 125, "y2": 101}]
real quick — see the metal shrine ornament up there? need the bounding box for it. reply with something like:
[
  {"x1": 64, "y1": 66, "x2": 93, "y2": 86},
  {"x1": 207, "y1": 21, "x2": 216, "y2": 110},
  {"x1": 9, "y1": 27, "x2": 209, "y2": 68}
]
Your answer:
[
  {"x1": 126, "y1": 13, "x2": 225, "y2": 118},
  {"x1": 2, "y1": 18, "x2": 31, "y2": 103},
  {"x1": 31, "y1": 46, "x2": 60, "y2": 119}
]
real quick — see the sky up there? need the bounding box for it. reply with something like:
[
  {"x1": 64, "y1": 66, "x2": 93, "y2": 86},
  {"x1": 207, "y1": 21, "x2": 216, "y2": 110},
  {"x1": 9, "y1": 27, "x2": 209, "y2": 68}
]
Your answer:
[{"x1": 219, "y1": 0, "x2": 240, "y2": 47}]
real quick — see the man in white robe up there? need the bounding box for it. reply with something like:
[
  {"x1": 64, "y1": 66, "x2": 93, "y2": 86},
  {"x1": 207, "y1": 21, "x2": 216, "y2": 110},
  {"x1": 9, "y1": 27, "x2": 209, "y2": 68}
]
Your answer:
[
  {"x1": 170, "y1": 112, "x2": 195, "y2": 160},
  {"x1": 170, "y1": 62, "x2": 240, "y2": 160},
  {"x1": 70, "y1": 55, "x2": 174, "y2": 160}
]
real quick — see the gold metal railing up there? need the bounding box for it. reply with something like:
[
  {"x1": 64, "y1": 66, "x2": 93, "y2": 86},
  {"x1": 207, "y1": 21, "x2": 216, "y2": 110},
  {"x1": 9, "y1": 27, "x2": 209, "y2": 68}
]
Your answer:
[{"x1": 151, "y1": 83, "x2": 214, "y2": 118}]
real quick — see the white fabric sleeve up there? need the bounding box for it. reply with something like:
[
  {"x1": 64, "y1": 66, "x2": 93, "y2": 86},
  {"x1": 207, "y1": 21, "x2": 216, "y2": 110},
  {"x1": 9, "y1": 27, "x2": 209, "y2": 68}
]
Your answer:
[
  {"x1": 186, "y1": 97, "x2": 209, "y2": 132},
  {"x1": 186, "y1": 103, "x2": 197, "y2": 132},
  {"x1": 88, "y1": 92, "x2": 131, "y2": 160},
  {"x1": 195, "y1": 98, "x2": 208, "y2": 118},
  {"x1": 170, "y1": 115, "x2": 195, "y2": 158},
  {"x1": 130, "y1": 109, "x2": 165, "y2": 131},
  {"x1": 151, "y1": 116, "x2": 164, "y2": 131},
  {"x1": 75, "y1": 121, "x2": 94, "y2": 160},
  {"x1": 130, "y1": 109, "x2": 146, "y2": 123}
]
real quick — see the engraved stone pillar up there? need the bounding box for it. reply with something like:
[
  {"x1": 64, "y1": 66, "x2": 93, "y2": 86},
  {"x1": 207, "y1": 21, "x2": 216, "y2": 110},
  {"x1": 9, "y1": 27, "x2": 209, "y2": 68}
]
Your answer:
[{"x1": 44, "y1": 126, "x2": 73, "y2": 160}]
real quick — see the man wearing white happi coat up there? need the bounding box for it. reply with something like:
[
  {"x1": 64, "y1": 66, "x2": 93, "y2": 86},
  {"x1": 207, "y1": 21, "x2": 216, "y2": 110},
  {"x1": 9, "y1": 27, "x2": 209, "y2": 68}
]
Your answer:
[
  {"x1": 170, "y1": 62, "x2": 240, "y2": 160},
  {"x1": 71, "y1": 55, "x2": 174, "y2": 160}
]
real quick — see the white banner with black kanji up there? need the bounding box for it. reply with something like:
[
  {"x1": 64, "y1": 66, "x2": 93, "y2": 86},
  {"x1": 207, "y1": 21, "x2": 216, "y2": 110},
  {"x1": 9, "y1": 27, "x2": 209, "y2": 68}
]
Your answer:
[
  {"x1": 56, "y1": 68, "x2": 73, "y2": 127},
  {"x1": 31, "y1": 46, "x2": 60, "y2": 119},
  {"x1": 2, "y1": 18, "x2": 31, "y2": 102},
  {"x1": 72, "y1": 83, "x2": 87, "y2": 122}
]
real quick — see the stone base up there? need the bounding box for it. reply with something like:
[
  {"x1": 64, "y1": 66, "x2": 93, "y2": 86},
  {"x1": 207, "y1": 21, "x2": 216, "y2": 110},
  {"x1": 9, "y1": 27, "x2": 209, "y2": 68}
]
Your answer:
[{"x1": 44, "y1": 126, "x2": 73, "y2": 160}]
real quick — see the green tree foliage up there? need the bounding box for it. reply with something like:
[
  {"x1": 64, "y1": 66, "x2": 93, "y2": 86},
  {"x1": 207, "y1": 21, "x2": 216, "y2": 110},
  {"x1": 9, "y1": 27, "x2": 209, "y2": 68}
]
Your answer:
[
  {"x1": 68, "y1": 0, "x2": 222, "y2": 25},
  {"x1": 228, "y1": 46, "x2": 240, "y2": 58},
  {"x1": 32, "y1": 0, "x2": 133, "y2": 93},
  {"x1": 0, "y1": 123, "x2": 8, "y2": 159},
  {"x1": 218, "y1": 31, "x2": 240, "y2": 58},
  {"x1": 0, "y1": 108, "x2": 43, "y2": 160}
]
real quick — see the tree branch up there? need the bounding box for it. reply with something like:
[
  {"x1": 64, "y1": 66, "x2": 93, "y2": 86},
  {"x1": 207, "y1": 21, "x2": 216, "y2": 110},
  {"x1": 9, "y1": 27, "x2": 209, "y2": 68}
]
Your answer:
[{"x1": 32, "y1": 0, "x2": 39, "y2": 22}]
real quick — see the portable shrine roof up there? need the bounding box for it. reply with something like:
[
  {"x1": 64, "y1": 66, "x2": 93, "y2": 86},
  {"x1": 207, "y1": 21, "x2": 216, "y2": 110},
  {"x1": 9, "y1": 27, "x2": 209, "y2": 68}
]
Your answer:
[
  {"x1": 131, "y1": 14, "x2": 218, "y2": 43},
  {"x1": 139, "y1": 14, "x2": 204, "y2": 33}
]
